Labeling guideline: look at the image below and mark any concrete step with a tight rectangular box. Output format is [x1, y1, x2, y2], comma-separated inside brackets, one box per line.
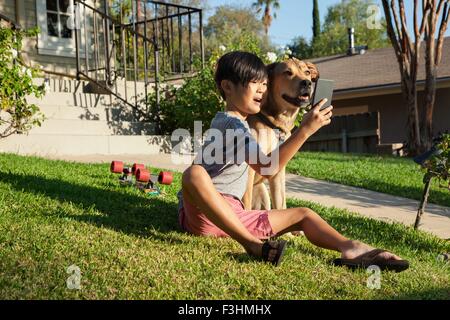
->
[33, 77, 156, 95]
[28, 92, 114, 108]
[28, 90, 152, 110]
[37, 105, 142, 122]
[0, 134, 171, 156]
[33, 78, 90, 93]
[27, 119, 155, 136]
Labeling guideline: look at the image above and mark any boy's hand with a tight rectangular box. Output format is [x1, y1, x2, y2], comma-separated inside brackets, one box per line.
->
[300, 99, 333, 138]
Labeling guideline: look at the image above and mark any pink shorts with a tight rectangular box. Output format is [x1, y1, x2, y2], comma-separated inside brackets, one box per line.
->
[179, 194, 275, 239]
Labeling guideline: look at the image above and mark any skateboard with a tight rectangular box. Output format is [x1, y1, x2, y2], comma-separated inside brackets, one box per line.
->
[110, 160, 173, 195]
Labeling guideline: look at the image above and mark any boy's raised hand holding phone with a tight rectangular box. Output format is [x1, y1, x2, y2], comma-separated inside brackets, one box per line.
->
[299, 98, 333, 138]
[263, 98, 333, 178]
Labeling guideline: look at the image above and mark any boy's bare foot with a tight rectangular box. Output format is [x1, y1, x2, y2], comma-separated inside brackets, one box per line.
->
[335, 240, 409, 272]
[245, 241, 265, 257]
[340, 240, 403, 261]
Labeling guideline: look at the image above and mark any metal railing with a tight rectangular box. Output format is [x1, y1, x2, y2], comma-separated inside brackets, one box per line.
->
[73, 0, 204, 134]
[0, 13, 20, 30]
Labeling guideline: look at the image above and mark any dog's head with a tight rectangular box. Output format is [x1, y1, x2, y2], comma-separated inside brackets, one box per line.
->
[265, 58, 319, 112]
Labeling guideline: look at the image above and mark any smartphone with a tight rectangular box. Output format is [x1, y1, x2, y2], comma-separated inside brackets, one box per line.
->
[312, 79, 334, 110]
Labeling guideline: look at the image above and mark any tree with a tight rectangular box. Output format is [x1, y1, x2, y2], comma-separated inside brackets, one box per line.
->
[313, 0, 321, 41]
[312, 0, 390, 57]
[205, 5, 265, 41]
[289, 0, 389, 59]
[382, 0, 450, 154]
[288, 36, 313, 59]
[252, 0, 280, 36]
[204, 5, 274, 56]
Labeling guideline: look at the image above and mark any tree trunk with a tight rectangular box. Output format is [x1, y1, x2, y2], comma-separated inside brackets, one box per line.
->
[263, 6, 271, 35]
[422, 18, 437, 153]
[414, 176, 432, 230]
[401, 73, 421, 155]
[313, 0, 321, 40]
[422, 66, 437, 152]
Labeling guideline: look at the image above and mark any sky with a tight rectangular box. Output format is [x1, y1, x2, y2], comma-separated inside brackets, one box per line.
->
[205, 0, 450, 47]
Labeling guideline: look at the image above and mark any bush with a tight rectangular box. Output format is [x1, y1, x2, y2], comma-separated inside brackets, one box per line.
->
[422, 133, 450, 190]
[148, 32, 283, 136]
[0, 26, 45, 138]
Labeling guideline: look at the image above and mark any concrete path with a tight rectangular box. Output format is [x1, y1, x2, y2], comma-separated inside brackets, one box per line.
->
[285, 174, 450, 240]
[44, 153, 450, 240]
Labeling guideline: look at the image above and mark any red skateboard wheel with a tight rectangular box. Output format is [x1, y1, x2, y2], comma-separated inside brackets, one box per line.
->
[136, 168, 151, 182]
[111, 161, 124, 173]
[132, 163, 145, 175]
[158, 171, 173, 185]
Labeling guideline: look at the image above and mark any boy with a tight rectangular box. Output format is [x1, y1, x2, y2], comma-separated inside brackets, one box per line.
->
[178, 51, 409, 271]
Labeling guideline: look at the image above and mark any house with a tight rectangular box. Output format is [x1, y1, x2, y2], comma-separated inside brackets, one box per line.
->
[0, 0, 204, 156]
[0, 1, 204, 76]
[302, 36, 450, 154]
[1, 0, 82, 75]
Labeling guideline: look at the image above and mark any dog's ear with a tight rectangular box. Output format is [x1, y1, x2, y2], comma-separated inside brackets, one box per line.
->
[266, 62, 279, 80]
[305, 62, 320, 82]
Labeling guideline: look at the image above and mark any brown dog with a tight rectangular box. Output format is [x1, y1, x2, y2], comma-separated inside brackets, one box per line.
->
[243, 58, 320, 210]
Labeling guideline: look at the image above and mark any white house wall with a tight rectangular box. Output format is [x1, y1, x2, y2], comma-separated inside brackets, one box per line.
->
[0, 0, 15, 21]
[0, 0, 97, 76]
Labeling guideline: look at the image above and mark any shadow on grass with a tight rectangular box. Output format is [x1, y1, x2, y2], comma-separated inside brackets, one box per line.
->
[287, 199, 450, 255]
[1, 172, 183, 242]
[388, 287, 450, 300]
[290, 153, 415, 165]
[2, 171, 449, 256]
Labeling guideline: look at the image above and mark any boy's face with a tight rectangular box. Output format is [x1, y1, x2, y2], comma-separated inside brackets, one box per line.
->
[224, 79, 268, 116]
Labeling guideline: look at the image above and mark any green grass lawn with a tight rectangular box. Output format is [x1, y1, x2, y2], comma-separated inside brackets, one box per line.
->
[287, 152, 450, 207]
[0, 153, 449, 299]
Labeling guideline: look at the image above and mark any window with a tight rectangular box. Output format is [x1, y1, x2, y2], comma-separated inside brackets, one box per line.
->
[36, 0, 87, 58]
[46, 0, 72, 39]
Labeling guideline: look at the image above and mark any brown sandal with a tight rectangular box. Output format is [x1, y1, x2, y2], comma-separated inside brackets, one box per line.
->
[333, 249, 409, 272]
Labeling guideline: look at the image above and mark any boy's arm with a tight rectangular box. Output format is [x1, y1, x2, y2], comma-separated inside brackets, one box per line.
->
[249, 99, 332, 179]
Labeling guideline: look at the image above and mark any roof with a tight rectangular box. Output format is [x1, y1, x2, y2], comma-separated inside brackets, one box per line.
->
[310, 37, 450, 92]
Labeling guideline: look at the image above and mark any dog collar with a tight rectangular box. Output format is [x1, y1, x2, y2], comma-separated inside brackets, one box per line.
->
[256, 113, 288, 143]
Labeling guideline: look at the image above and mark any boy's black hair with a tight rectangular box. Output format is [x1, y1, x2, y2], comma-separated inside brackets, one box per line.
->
[214, 51, 267, 99]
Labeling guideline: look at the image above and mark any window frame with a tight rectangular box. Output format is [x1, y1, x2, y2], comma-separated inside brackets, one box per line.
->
[36, 0, 86, 58]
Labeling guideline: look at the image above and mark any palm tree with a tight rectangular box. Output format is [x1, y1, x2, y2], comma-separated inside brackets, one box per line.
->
[252, 0, 280, 36]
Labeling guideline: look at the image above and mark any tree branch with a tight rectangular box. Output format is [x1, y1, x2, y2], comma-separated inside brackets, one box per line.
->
[399, 0, 414, 55]
[420, 1, 432, 35]
[437, 0, 447, 17]
[0, 122, 17, 139]
[426, 0, 439, 67]
[416, 1, 432, 60]
[435, 1, 449, 64]
[415, 0, 419, 36]
[382, 0, 402, 59]
[391, 0, 404, 49]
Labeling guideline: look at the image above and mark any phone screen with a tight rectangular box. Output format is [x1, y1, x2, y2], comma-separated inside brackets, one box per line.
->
[312, 79, 334, 110]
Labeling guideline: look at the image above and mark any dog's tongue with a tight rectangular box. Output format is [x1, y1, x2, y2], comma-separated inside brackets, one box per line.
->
[299, 95, 309, 102]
